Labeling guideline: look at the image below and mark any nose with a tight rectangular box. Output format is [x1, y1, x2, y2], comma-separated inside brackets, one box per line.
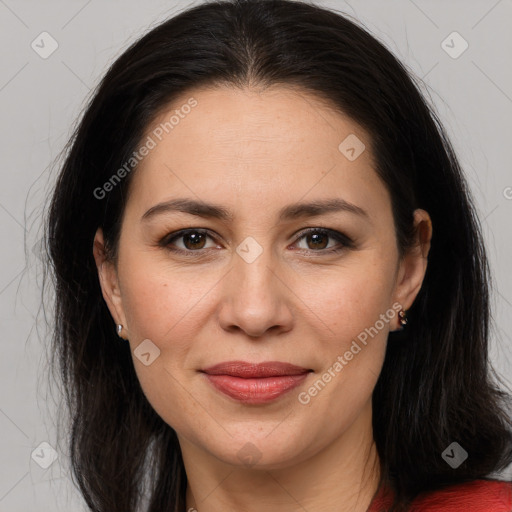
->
[217, 243, 294, 339]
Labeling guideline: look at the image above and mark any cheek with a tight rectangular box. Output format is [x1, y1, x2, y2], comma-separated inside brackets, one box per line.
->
[117, 261, 209, 430]
[121, 275, 175, 340]
[121, 273, 210, 346]
[119, 241, 396, 348]
[296, 267, 391, 433]
[297, 256, 396, 335]
[294, 254, 395, 400]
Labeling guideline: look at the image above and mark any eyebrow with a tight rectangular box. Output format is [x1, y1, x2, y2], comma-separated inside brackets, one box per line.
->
[141, 197, 370, 223]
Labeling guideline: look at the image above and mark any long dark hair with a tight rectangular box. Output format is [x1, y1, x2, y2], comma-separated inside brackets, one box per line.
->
[43, 0, 512, 510]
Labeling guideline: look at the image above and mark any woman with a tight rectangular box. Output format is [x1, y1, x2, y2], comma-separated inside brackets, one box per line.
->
[44, 0, 512, 510]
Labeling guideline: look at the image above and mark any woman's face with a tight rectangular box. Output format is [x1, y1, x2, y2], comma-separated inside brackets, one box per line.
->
[94, 85, 431, 470]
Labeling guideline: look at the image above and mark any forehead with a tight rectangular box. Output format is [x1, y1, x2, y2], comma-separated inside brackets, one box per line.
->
[125, 85, 389, 225]
[143, 84, 370, 163]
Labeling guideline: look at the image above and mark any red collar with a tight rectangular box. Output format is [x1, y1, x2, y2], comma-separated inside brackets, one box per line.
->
[368, 479, 512, 511]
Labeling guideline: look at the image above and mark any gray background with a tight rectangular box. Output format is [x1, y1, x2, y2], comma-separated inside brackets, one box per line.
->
[0, 0, 511, 510]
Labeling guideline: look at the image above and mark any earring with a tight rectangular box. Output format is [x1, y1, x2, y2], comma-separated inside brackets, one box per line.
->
[397, 309, 408, 330]
[117, 324, 123, 337]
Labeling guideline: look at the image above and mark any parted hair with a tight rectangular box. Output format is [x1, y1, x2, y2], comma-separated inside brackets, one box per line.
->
[44, 1, 512, 511]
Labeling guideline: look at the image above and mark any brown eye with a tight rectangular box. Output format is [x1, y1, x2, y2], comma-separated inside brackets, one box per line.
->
[162, 229, 218, 254]
[181, 231, 207, 250]
[304, 231, 329, 250]
[294, 228, 352, 254]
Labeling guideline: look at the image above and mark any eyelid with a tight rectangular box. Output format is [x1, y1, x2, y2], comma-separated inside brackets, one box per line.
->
[293, 226, 353, 243]
[160, 226, 353, 255]
[161, 228, 219, 253]
[292, 227, 353, 252]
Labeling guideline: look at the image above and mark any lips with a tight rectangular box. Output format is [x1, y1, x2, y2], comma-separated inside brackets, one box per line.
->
[201, 361, 311, 378]
[201, 361, 312, 404]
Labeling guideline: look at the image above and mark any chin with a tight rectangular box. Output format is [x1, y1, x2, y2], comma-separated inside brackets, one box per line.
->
[203, 428, 316, 470]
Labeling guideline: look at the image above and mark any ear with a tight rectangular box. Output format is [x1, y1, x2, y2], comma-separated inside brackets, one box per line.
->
[92, 227, 128, 337]
[392, 208, 432, 329]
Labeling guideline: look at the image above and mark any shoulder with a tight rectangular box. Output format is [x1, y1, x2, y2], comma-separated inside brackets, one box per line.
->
[410, 479, 512, 511]
[369, 479, 512, 512]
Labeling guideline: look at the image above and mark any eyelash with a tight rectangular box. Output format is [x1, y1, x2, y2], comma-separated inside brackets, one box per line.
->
[159, 227, 353, 257]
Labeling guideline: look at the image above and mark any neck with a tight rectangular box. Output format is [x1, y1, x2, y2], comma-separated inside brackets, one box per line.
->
[182, 399, 381, 512]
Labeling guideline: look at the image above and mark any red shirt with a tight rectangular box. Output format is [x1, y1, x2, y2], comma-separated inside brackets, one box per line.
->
[368, 479, 512, 511]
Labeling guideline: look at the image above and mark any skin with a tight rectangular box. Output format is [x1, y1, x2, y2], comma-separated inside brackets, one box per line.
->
[93, 85, 432, 512]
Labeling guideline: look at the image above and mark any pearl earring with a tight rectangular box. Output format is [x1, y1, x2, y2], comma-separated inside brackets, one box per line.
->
[117, 324, 123, 336]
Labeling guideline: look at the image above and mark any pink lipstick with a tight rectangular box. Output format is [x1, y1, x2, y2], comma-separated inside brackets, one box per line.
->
[201, 361, 311, 404]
